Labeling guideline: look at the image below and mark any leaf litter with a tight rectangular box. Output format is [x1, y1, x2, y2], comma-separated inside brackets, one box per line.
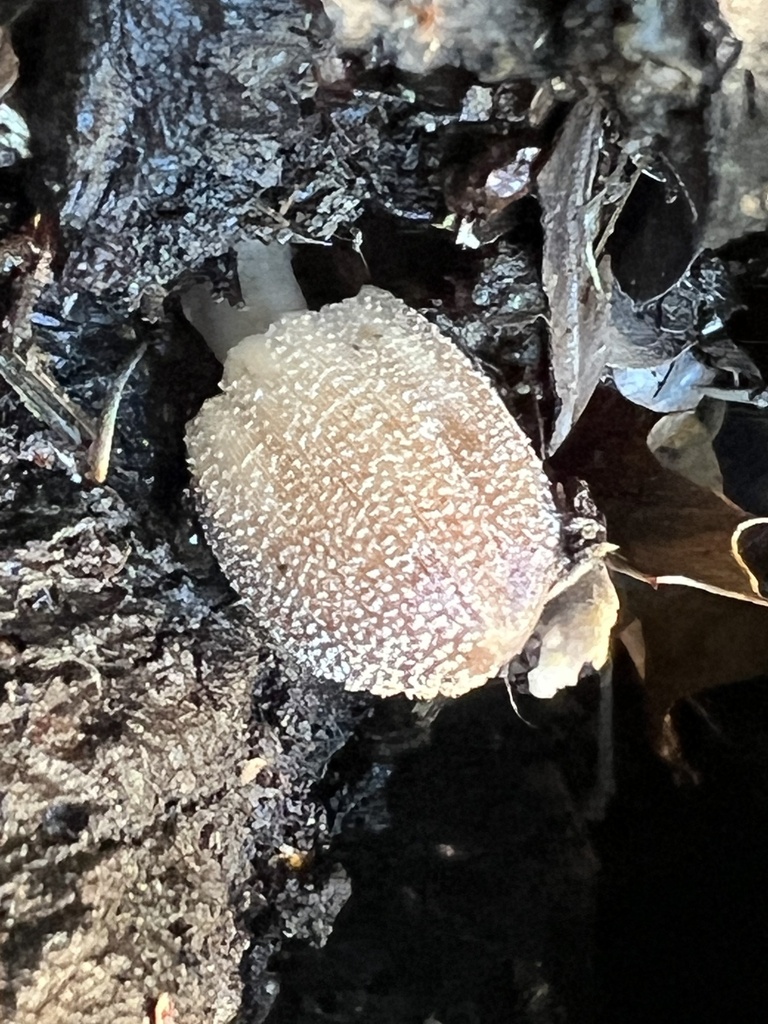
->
[1, 0, 768, 1020]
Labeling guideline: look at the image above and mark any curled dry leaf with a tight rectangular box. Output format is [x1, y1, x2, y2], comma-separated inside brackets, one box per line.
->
[611, 348, 719, 414]
[540, 96, 761, 430]
[556, 388, 768, 606]
[646, 401, 726, 495]
[0, 26, 19, 100]
[731, 519, 768, 599]
[707, 403, 768, 516]
[538, 98, 606, 451]
[539, 98, 633, 451]
[615, 578, 768, 744]
[644, 402, 768, 601]
[606, 253, 763, 414]
[526, 558, 620, 700]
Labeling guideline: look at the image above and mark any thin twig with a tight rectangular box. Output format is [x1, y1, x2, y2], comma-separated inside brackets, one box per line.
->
[88, 341, 148, 483]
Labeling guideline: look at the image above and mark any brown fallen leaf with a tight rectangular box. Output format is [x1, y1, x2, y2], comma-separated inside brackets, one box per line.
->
[538, 98, 645, 451]
[555, 387, 768, 605]
[731, 518, 768, 598]
[646, 400, 726, 495]
[527, 557, 620, 699]
[615, 577, 768, 745]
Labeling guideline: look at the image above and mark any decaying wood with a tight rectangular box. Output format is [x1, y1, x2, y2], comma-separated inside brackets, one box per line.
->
[0, 222, 96, 446]
[2, 0, 768, 1021]
[538, 98, 611, 453]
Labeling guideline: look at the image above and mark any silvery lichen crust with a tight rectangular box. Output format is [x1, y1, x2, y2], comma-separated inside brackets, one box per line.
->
[187, 286, 563, 699]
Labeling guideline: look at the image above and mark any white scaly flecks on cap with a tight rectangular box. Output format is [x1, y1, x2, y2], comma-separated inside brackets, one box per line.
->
[187, 286, 563, 699]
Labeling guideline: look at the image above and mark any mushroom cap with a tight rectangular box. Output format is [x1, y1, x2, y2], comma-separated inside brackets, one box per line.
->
[187, 286, 563, 699]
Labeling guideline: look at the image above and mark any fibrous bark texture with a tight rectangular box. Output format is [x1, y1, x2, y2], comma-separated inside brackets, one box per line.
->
[1, 0, 767, 1021]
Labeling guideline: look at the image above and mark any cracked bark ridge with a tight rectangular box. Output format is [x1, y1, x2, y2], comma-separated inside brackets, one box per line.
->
[0, 413, 367, 1023]
[22, 0, 443, 313]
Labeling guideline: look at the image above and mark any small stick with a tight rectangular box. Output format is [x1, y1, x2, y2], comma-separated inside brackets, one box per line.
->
[88, 341, 147, 483]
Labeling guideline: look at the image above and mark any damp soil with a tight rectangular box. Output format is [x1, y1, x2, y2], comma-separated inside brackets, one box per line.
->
[265, 664, 768, 1024]
[2, 1, 768, 1023]
[596, 669, 768, 1024]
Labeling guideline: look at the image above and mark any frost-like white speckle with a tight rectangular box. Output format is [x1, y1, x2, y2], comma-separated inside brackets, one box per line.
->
[187, 286, 563, 698]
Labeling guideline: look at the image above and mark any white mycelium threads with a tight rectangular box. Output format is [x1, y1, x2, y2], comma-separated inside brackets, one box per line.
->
[187, 286, 563, 699]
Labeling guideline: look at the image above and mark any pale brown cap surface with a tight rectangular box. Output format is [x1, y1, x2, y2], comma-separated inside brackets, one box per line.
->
[187, 286, 562, 698]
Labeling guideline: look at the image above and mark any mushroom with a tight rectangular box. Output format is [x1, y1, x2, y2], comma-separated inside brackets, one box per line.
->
[187, 284, 568, 699]
[181, 240, 307, 362]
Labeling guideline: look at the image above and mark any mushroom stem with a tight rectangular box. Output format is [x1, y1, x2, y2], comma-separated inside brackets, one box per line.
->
[181, 240, 307, 363]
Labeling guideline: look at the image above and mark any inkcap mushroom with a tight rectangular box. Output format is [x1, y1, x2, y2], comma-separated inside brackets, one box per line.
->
[187, 281, 570, 699]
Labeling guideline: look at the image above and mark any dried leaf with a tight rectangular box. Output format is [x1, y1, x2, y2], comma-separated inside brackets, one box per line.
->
[615, 578, 768, 737]
[557, 388, 768, 605]
[617, 617, 646, 680]
[539, 97, 609, 451]
[646, 401, 726, 494]
[710, 403, 768, 515]
[731, 519, 768, 598]
[527, 558, 620, 700]
[0, 26, 19, 100]
[605, 253, 760, 413]
[611, 349, 717, 414]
